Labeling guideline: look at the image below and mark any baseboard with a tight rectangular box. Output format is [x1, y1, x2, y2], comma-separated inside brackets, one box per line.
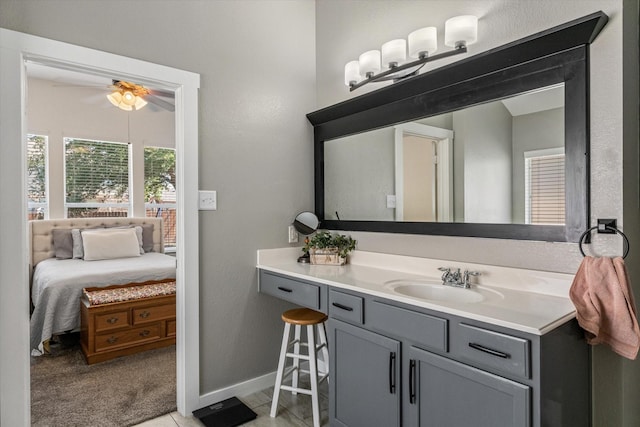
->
[197, 371, 277, 410]
[196, 359, 329, 411]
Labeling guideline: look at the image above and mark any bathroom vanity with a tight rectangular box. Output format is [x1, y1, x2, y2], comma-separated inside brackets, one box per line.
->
[257, 248, 589, 427]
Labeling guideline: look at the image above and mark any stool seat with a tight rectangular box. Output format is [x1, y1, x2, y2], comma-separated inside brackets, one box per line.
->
[282, 308, 328, 325]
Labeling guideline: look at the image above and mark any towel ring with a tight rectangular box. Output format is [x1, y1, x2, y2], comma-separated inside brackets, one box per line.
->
[578, 225, 630, 259]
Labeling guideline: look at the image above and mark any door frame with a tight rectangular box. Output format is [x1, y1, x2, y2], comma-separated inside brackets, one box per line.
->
[394, 122, 454, 222]
[0, 28, 200, 425]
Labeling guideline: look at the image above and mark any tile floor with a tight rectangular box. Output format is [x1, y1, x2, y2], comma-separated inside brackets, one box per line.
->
[133, 380, 329, 427]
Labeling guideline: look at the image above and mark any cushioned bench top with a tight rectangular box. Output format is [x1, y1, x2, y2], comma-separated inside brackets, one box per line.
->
[83, 280, 176, 306]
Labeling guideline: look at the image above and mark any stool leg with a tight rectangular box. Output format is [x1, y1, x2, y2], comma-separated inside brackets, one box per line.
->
[318, 323, 329, 377]
[270, 322, 291, 418]
[307, 324, 321, 427]
[292, 324, 301, 395]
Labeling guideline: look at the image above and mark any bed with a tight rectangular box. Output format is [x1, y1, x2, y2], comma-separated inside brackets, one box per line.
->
[29, 217, 176, 354]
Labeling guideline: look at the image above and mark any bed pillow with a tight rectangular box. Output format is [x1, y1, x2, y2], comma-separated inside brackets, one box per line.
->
[52, 228, 73, 259]
[141, 223, 154, 252]
[71, 225, 145, 258]
[81, 228, 142, 261]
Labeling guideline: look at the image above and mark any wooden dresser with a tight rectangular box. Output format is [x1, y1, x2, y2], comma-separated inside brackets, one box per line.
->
[80, 281, 176, 364]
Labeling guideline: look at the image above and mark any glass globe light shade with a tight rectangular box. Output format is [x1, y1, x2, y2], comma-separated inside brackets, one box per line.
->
[408, 27, 438, 58]
[344, 60, 361, 86]
[381, 39, 407, 68]
[444, 15, 478, 48]
[359, 50, 381, 77]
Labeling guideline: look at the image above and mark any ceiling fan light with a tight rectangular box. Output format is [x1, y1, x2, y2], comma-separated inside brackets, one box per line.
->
[122, 90, 136, 106]
[107, 92, 122, 107]
[134, 96, 148, 110]
[118, 103, 133, 111]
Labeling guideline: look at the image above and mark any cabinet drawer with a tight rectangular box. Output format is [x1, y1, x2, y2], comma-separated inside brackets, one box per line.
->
[95, 310, 130, 333]
[95, 324, 162, 352]
[329, 290, 363, 325]
[133, 303, 175, 325]
[167, 319, 176, 337]
[260, 271, 320, 310]
[367, 300, 448, 353]
[453, 323, 530, 379]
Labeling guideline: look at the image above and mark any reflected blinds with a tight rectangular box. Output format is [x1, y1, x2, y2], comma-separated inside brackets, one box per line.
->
[525, 153, 565, 225]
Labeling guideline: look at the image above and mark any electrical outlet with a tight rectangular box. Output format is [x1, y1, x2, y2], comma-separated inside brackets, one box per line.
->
[199, 190, 217, 210]
[288, 225, 299, 243]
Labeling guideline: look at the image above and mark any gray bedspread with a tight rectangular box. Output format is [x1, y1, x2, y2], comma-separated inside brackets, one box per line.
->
[30, 253, 176, 353]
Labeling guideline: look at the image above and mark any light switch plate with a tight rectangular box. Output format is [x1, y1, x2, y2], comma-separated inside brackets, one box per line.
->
[386, 195, 396, 208]
[199, 190, 217, 210]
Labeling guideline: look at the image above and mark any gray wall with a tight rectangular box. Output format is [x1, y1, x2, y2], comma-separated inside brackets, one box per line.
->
[315, 1, 638, 426]
[324, 127, 395, 221]
[511, 107, 564, 223]
[0, 0, 315, 397]
[453, 101, 512, 223]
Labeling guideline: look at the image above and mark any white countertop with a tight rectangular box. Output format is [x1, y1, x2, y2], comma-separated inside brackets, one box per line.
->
[257, 248, 578, 335]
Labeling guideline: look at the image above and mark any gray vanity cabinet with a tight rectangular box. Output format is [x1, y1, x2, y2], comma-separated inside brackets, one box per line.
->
[405, 346, 530, 427]
[329, 319, 401, 427]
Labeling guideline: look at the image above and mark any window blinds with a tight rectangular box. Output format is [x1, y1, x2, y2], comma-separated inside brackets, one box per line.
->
[65, 138, 130, 204]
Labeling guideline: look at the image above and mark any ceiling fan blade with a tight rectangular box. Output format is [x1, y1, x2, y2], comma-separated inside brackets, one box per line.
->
[145, 94, 175, 112]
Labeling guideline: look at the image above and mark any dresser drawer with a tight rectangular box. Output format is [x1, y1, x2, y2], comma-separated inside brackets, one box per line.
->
[133, 303, 175, 325]
[367, 300, 448, 353]
[260, 271, 321, 310]
[95, 324, 162, 352]
[329, 290, 363, 325]
[167, 319, 176, 337]
[95, 310, 130, 333]
[453, 323, 530, 379]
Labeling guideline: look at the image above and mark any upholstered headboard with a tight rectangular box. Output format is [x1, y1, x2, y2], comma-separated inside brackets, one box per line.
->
[29, 217, 164, 268]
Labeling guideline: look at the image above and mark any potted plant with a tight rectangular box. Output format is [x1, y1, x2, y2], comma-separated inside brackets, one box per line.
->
[303, 230, 357, 265]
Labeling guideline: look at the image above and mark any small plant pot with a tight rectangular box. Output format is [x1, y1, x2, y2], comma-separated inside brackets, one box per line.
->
[309, 248, 347, 265]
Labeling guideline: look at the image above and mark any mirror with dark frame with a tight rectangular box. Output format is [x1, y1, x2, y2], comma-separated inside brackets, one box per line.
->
[307, 12, 608, 243]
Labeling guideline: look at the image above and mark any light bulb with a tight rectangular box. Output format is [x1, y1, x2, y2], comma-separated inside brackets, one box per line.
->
[122, 91, 136, 106]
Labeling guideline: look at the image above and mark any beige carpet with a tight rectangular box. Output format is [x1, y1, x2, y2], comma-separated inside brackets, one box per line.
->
[30, 334, 176, 427]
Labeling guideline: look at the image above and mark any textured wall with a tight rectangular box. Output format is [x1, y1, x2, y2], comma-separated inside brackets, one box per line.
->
[315, 1, 636, 425]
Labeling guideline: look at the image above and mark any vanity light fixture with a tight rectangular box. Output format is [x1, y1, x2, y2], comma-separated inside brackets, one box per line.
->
[106, 81, 149, 111]
[344, 15, 478, 92]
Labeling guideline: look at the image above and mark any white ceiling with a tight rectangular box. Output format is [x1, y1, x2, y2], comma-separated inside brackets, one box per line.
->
[501, 83, 565, 116]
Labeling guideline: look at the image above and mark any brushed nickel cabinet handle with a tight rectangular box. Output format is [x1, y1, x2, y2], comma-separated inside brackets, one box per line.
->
[107, 317, 118, 324]
[139, 311, 151, 318]
[107, 336, 118, 344]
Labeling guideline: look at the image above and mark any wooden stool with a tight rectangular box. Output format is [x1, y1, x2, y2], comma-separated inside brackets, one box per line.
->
[270, 308, 329, 427]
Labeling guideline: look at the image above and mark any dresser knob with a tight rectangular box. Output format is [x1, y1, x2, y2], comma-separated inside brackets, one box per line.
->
[139, 311, 150, 318]
[107, 317, 118, 324]
[139, 330, 150, 337]
[107, 336, 118, 344]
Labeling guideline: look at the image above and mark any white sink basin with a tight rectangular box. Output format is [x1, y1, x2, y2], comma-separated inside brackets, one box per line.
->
[384, 279, 503, 304]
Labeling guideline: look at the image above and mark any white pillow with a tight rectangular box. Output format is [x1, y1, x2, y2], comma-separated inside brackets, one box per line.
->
[72, 226, 144, 259]
[81, 228, 142, 261]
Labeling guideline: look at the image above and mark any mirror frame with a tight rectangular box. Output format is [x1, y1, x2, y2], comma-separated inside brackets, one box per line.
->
[307, 12, 608, 242]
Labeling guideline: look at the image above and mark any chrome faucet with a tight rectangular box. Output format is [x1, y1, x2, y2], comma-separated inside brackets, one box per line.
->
[438, 267, 480, 289]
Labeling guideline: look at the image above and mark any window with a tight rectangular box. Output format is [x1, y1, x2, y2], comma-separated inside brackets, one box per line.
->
[144, 146, 176, 249]
[27, 134, 48, 220]
[525, 148, 565, 225]
[64, 138, 131, 218]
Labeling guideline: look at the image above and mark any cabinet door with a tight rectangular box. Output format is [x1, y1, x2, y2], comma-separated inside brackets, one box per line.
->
[329, 319, 401, 427]
[405, 346, 531, 427]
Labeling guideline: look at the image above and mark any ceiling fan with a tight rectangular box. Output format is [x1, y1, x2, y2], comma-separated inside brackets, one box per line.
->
[107, 80, 175, 112]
